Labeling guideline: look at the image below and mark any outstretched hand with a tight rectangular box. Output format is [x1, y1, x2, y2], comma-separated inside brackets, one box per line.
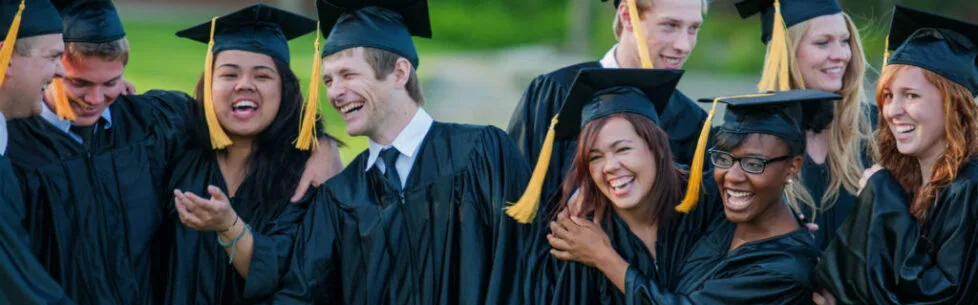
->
[174, 186, 237, 232]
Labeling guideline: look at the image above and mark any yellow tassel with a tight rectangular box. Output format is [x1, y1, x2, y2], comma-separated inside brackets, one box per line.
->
[882, 36, 890, 69]
[51, 78, 75, 121]
[674, 93, 773, 213]
[506, 115, 559, 223]
[675, 98, 718, 213]
[626, 0, 653, 69]
[203, 17, 232, 150]
[295, 22, 322, 151]
[757, 0, 791, 91]
[0, 0, 25, 87]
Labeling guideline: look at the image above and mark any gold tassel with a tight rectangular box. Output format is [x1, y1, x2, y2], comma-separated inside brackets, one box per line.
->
[51, 78, 75, 120]
[757, 0, 791, 91]
[0, 0, 25, 87]
[675, 98, 718, 213]
[626, 0, 653, 69]
[506, 115, 559, 223]
[674, 93, 773, 213]
[203, 17, 232, 149]
[882, 36, 890, 69]
[294, 22, 322, 151]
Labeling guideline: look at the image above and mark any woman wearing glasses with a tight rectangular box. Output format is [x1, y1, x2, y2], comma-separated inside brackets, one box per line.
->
[548, 89, 828, 304]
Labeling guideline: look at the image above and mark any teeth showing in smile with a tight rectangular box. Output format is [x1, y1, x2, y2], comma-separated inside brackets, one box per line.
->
[823, 67, 843, 74]
[340, 102, 364, 114]
[894, 124, 916, 133]
[610, 176, 634, 189]
[726, 190, 752, 198]
[662, 56, 681, 65]
[232, 100, 257, 111]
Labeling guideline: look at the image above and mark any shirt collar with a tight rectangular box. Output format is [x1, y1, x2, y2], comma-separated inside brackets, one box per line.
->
[0, 112, 7, 156]
[365, 107, 434, 171]
[599, 44, 621, 68]
[39, 101, 114, 133]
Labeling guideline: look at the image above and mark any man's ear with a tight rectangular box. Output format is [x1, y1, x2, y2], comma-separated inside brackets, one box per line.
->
[393, 57, 411, 89]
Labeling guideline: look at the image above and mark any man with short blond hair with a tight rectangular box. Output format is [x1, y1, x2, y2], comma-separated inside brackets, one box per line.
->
[506, 0, 711, 216]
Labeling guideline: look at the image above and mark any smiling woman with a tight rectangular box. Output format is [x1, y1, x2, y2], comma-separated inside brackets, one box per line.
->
[519, 68, 725, 305]
[162, 4, 341, 305]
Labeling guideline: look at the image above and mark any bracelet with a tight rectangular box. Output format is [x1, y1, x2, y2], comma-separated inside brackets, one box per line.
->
[217, 214, 239, 233]
[217, 223, 251, 264]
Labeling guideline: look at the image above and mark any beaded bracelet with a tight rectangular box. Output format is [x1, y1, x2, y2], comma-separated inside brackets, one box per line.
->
[217, 223, 251, 264]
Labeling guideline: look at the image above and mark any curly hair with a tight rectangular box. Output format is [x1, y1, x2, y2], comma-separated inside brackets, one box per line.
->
[875, 64, 978, 223]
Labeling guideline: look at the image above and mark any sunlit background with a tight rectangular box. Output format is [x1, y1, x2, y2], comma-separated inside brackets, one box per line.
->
[114, 0, 978, 164]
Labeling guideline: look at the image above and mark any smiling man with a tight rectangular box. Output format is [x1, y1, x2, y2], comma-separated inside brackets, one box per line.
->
[506, 0, 710, 213]
[268, 1, 532, 304]
[0, 0, 78, 304]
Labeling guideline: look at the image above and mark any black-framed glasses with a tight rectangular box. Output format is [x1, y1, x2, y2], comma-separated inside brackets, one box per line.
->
[708, 149, 792, 174]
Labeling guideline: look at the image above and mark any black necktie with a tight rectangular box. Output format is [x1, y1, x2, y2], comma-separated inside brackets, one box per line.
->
[70, 122, 96, 149]
[379, 148, 402, 191]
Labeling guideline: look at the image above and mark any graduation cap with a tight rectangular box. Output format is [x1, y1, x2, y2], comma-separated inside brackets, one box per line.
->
[54, 0, 123, 43]
[884, 5, 978, 96]
[673, 89, 842, 212]
[318, 0, 431, 68]
[0, 0, 63, 87]
[736, 0, 842, 92]
[176, 4, 317, 150]
[505, 68, 683, 223]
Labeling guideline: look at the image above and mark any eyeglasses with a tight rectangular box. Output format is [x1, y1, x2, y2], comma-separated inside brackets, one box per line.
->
[708, 149, 792, 174]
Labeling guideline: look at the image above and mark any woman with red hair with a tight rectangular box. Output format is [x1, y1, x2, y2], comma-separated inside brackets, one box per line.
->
[815, 5, 978, 304]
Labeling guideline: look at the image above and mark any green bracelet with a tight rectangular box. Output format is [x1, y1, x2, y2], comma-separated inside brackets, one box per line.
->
[217, 223, 250, 264]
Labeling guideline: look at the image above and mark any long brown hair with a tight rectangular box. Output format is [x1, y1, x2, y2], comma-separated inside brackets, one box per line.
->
[555, 113, 686, 228]
[876, 64, 978, 223]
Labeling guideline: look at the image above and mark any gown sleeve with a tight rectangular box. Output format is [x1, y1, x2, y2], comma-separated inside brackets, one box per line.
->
[625, 259, 814, 305]
[816, 169, 978, 305]
[0, 159, 76, 305]
[471, 127, 532, 305]
[241, 199, 312, 302]
[266, 187, 343, 304]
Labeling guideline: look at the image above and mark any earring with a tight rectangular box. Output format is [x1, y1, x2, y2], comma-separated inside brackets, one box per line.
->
[787, 178, 794, 184]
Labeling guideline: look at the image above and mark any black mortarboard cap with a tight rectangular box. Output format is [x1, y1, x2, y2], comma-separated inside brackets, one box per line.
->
[318, 0, 431, 68]
[736, 0, 842, 44]
[555, 68, 682, 139]
[176, 4, 317, 64]
[886, 5, 978, 96]
[0, 0, 62, 40]
[53, 0, 123, 43]
[700, 89, 842, 149]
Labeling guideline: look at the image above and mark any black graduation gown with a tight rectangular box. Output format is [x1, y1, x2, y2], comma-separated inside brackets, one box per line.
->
[518, 177, 725, 305]
[506, 61, 709, 209]
[0, 156, 75, 305]
[815, 161, 978, 305]
[6, 90, 194, 305]
[799, 104, 879, 250]
[162, 149, 310, 305]
[269, 122, 531, 305]
[628, 218, 820, 305]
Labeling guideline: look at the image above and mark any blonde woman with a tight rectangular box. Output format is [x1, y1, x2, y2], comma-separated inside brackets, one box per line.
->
[737, 0, 877, 250]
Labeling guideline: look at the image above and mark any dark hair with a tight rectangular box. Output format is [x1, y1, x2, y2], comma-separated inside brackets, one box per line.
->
[712, 130, 805, 157]
[189, 56, 338, 211]
[556, 113, 685, 229]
